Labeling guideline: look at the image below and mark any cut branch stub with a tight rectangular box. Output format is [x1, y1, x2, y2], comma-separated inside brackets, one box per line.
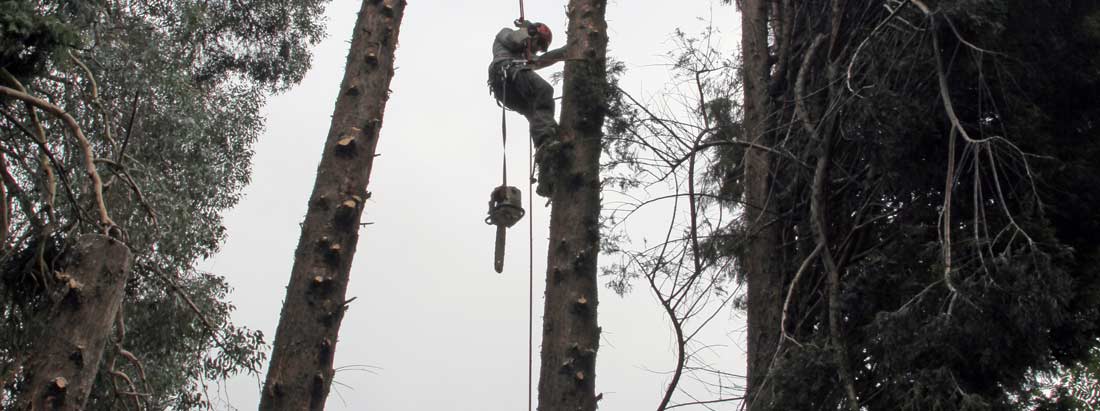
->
[325, 244, 342, 265]
[365, 45, 380, 65]
[318, 338, 334, 367]
[334, 196, 363, 226]
[573, 295, 590, 313]
[561, 358, 574, 370]
[69, 346, 84, 368]
[573, 250, 590, 271]
[310, 276, 334, 295]
[335, 128, 361, 156]
[62, 278, 85, 305]
[43, 376, 69, 407]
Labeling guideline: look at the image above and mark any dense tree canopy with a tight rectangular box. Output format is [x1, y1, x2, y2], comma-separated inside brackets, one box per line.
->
[0, 0, 328, 408]
[4, 0, 1098, 409]
[604, 0, 1100, 409]
[710, 0, 1100, 409]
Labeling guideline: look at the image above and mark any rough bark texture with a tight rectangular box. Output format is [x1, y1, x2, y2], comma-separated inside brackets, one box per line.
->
[17, 234, 132, 411]
[740, 0, 782, 409]
[258, 1, 404, 410]
[536, 1, 607, 410]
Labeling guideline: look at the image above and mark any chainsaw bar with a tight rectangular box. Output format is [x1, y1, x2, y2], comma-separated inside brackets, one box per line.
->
[494, 225, 507, 273]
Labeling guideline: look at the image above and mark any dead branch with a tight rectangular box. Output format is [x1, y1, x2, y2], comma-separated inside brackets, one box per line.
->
[799, 31, 859, 410]
[108, 369, 143, 410]
[779, 242, 823, 349]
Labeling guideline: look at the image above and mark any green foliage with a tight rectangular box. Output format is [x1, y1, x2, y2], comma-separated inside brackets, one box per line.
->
[0, 0, 328, 408]
[0, 0, 77, 79]
[722, 0, 1100, 409]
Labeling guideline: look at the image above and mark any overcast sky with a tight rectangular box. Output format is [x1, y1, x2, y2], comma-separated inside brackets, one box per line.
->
[200, 1, 742, 409]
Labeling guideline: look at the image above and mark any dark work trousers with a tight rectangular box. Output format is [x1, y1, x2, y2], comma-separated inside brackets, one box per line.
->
[488, 60, 558, 147]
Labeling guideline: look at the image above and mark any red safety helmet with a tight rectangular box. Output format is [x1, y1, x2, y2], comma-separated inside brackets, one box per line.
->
[532, 23, 553, 52]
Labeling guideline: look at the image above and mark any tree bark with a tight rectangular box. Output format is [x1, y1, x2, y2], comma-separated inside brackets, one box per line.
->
[16, 234, 132, 411]
[739, 0, 782, 410]
[258, 1, 405, 410]
[536, 1, 608, 410]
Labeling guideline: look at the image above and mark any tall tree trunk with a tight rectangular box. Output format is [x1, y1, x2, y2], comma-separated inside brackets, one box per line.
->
[536, 1, 608, 410]
[16, 234, 132, 411]
[259, 1, 404, 409]
[739, 0, 782, 410]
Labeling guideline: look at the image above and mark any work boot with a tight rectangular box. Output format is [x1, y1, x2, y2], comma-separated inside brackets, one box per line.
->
[534, 140, 563, 197]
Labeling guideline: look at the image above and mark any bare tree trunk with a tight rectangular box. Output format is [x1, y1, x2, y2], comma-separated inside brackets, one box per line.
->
[16, 234, 132, 411]
[536, 0, 608, 410]
[258, 1, 405, 409]
[740, 0, 782, 410]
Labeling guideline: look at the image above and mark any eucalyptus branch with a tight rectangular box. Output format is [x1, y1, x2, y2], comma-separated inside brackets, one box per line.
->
[0, 158, 6, 246]
[0, 85, 117, 232]
[95, 158, 158, 228]
[0, 107, 83, 219]
[1, 68, 59, 218]
[141, 260, 257, 375]
[108, 368, 143, 411]
[68, 50, 118, 150]
[118, 91, 141, 163]
[0, 151, 43, 230]
[113, 310, 152, 409]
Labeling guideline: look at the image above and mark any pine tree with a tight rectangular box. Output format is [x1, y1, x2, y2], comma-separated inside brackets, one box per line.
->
[724, 0, 1100, 409]
[259, 1, 405, 409]
[536, 0, 609, 409]
[737, 0, 783, 408]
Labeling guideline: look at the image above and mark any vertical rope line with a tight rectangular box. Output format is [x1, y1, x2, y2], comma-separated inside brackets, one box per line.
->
[516, 1, 533, 406]
[501, 68, 509, 187]
[527, 109, 535, 411]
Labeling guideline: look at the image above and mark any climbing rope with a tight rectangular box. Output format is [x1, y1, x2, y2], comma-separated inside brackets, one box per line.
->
[527, 102, 535, 411]
[516, 2, 535, 409]
[501, 74, 509, 187]
[490, 1, 534, 406]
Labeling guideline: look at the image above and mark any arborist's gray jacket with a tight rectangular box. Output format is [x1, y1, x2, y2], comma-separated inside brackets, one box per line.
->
[491, 28, 566, 69]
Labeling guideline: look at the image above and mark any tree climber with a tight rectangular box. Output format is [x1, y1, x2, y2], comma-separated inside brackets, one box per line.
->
[488, 20, 567, 197]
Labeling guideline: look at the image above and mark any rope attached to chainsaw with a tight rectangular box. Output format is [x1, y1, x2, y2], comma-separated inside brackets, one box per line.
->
[501, 77, 509, 187]
[516, 2, 534, 410]
[495, 1, 534, 407]
[499, 59, 535, 411]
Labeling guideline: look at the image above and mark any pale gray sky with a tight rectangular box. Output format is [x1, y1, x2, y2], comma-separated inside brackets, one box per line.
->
[201, 1, 742, 409]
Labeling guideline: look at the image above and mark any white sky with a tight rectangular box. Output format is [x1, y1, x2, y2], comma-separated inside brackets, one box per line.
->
[200, 1, 743, 409]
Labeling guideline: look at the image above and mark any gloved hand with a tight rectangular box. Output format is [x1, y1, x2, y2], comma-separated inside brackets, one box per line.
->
[513, 18, 530, 28]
